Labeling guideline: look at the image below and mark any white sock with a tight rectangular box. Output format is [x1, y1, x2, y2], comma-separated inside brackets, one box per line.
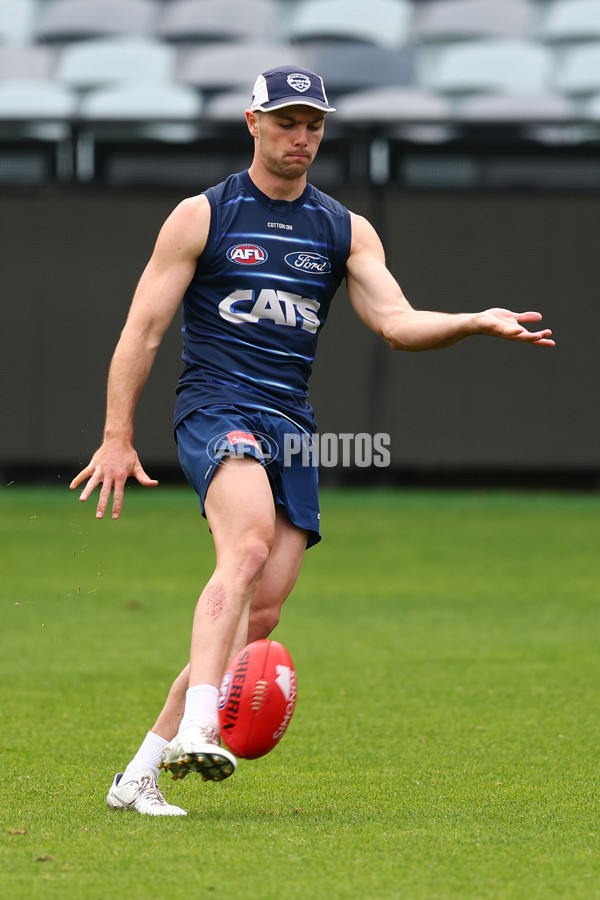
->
[122, 731, 168, 783]
[179, 684, 219, 733]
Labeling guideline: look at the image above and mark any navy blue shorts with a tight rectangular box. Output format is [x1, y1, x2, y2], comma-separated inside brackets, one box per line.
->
[175, 405, 321, 548]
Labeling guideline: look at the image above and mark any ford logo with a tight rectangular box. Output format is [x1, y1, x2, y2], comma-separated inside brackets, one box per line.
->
[284, 251, 332, 274]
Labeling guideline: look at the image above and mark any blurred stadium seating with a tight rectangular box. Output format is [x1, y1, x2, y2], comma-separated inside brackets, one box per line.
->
[2, 1, 599, 484]
[0, 0, 599, 186]
[156, 0, 279, 43]
[33, 0, 160, 42]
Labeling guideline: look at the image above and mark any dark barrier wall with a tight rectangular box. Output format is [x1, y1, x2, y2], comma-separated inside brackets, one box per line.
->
[1, 187, 598, 476]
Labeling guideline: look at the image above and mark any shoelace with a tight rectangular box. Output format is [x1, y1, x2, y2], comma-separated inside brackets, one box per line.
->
[133, 774, 167, 806]
[197, 724, 220, 745]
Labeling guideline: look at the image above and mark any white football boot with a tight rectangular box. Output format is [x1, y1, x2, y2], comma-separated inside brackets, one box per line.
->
[106, 770, 187, 816]
[159, 723, 237, 782]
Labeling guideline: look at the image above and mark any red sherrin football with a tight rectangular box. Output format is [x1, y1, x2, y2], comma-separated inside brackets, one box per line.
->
[218, 640, 297, 760]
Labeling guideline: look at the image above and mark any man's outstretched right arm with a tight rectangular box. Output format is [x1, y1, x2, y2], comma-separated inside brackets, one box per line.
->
[70, 195, 211, 519]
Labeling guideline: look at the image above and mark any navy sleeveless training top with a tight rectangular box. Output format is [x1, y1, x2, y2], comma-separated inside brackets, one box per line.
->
[174, 170, 352, 432]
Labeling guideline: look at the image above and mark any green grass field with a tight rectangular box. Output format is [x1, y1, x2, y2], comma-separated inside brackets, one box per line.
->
[1, 485, 600, 899]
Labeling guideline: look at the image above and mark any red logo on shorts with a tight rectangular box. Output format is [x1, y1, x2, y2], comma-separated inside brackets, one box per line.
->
[226, 431, 260, 451]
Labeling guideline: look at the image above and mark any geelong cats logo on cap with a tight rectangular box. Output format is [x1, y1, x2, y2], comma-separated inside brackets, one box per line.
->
[287, 73, 311, 93]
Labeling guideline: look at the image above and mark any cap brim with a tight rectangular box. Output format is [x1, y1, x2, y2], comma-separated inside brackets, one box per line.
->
[251, 97, 336, 113]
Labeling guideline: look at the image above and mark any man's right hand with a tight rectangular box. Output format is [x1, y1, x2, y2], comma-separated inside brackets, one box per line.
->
[70, 441, 158, 519]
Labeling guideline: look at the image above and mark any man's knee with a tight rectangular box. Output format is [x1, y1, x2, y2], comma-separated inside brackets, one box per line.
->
[232, 530, 274, 587]
[248, 604, 281, 641]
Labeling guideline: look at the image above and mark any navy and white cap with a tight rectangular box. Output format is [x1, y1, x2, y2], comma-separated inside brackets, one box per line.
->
[250, 65, 336, 114]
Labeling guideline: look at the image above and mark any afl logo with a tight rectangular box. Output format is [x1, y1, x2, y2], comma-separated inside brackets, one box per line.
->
[206, 430, 280, 468]
[218, 670, 233, 710]
[227, 244, 268, 265]
[285, 251, 332, 274]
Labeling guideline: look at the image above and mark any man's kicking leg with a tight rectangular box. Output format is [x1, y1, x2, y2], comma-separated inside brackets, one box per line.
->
[159, 457, 279, 781]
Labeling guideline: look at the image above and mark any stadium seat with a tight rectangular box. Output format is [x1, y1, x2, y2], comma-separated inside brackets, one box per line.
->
[0, 77, 76, 149]
[77, 81, 203, 148]
[308, 44, 417, 95]
[79, 82, 202, 120]
[335, 85, 451, 123]
[203, 89, 253, 123]
[288, 0, 413, 49]
[0, 78, 76, 118]
[455, 91, 574, 122]
[0, 45, 57, 80]
[410, 0, 538, 85]
[56, 37, 176, 89]
[176, 42, 309, 92]
[554, 42, 600, 94]
[585, 92, 600, 118]
[540, 0, 600, 44]
[34, 0, 159, 43]
[0, 0, 37, 45]
[157, 0, 278, 43]
[425, 39, 552, 94]
[456, 89, 585, 147]
[410, 0, 536, 44]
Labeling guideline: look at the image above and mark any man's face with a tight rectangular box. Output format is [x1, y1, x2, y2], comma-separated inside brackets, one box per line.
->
[250, 106, 326, 180]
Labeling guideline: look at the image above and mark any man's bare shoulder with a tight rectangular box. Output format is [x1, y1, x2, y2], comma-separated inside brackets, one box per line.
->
[172, 192, 211, 223]
[348, 210, 385, 259]
[157, 193, 211, 258]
